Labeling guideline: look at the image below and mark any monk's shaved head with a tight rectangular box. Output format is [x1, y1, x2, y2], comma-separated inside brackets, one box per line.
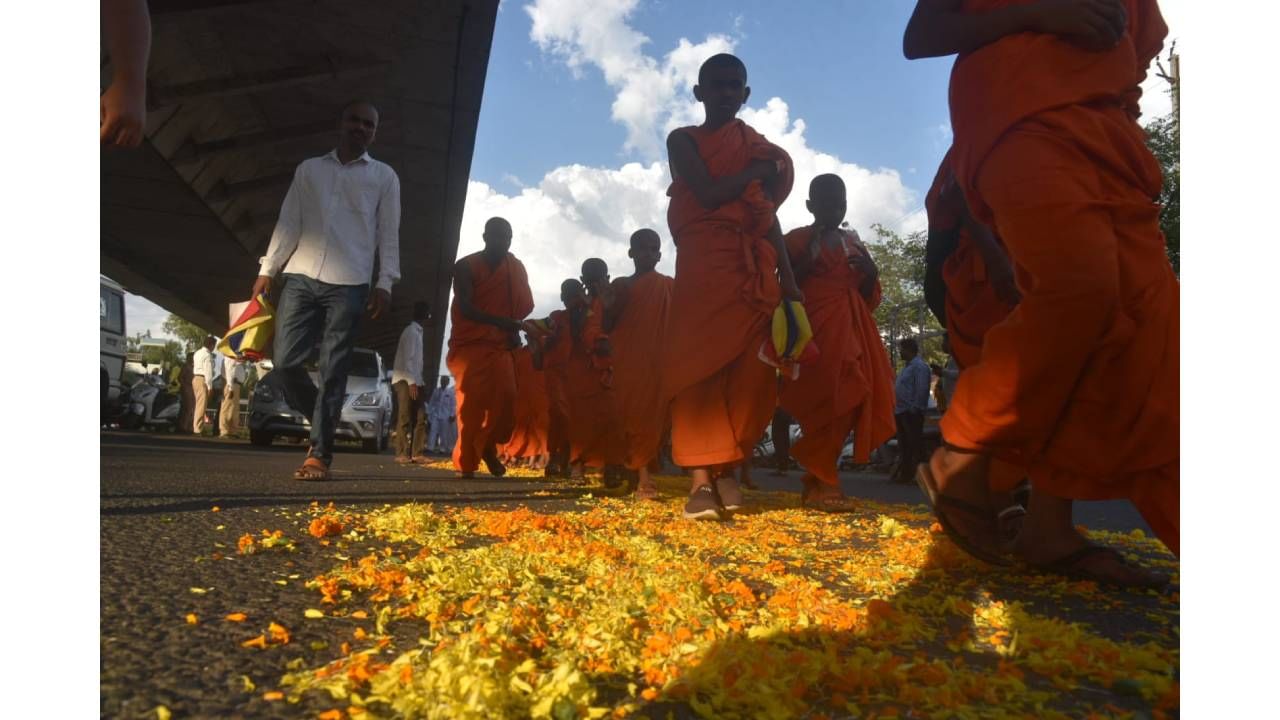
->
[484, 217, 512, 237]
[628, 229, 661, 275]
[630, 229, 660, 248]
[698, 53, 747, 84]
[806, 173, 848, 229]
[481, 216, 513, 262]
[581, 258, 608, 280]
[560, 278, 583, 295]
[809, 174, 845, 196]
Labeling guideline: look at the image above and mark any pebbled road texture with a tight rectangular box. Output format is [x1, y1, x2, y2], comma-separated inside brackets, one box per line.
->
[100, 431, 1155, 718]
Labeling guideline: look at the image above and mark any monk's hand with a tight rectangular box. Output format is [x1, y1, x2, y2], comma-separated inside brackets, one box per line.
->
[989, 257, 1023, 306]
[409, 384, 420, 401]
[251, 275, 272, 300]
[101, 82, 147, 148]
[366, 288, 392, 319]
[1031, 0, 1127, 51]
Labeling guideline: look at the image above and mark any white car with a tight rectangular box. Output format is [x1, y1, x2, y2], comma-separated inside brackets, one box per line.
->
[247, 348, 392, 453]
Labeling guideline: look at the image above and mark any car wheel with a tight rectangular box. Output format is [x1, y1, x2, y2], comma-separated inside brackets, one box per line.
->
[250, 429, 275, 447]
[362, 437, 380, 454]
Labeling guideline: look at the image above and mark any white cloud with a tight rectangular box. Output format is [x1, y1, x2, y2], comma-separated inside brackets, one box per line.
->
[526, 0, 734, 159]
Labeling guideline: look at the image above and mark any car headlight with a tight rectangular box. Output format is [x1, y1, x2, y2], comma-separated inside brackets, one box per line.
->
[254, 384, 276, 402]
[352, 391, 380, 408]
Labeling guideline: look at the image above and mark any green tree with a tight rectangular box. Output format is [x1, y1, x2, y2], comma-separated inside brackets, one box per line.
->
[862, 224, 945, 368]
[163, 314, 212, 351]
[1145, 113, 1179, 275]
[126, 334, 184, 374]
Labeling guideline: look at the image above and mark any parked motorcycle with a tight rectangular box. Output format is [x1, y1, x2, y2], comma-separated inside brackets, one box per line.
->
[118, 373, 182, 431]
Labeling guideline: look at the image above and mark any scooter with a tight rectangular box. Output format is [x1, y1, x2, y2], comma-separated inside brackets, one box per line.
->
[119, 374, 182, 431]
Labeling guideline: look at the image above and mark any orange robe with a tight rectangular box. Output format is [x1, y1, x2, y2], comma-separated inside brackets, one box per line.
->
[445, 252, 535, 473]
[565, 296, 624, 468]
[944, 0, 1178, 553]
[924, 156, 1018, 371]
[662, 120, 794, 467]
[779, 227, 896, 486]
[501, 346, 550, 461]
[609, 271, 674, 470]
[540, 309, 574, 466]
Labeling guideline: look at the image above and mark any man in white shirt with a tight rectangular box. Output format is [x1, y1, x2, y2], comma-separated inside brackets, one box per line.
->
[427, 376, 457, 455]
[191, 336, 216, 435]
[391, 302, 430, 463]
[249, 100, 401, 480]
[219, 357, 248, 438]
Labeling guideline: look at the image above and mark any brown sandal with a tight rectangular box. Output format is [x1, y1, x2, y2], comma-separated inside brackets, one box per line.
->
[293, 456, 329, 481]
[915, 463, 1012, 566]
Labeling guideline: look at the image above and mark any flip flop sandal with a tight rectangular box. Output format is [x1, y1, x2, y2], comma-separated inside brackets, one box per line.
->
[915, 463, 1013, 567]
[1028, 544, 1169, 590]
[996, 505, 1027, 546]
[293, 457, 329, 481]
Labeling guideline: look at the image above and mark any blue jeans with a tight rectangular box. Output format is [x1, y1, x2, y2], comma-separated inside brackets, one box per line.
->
[273, 274, 368, 464]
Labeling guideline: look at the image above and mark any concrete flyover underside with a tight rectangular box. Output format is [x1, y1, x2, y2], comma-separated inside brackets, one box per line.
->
[101, 0, 499, 376]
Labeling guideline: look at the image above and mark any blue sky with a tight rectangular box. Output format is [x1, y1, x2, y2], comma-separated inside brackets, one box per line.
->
[124, 0, 1182, 355]
[472, 1, 953, 198]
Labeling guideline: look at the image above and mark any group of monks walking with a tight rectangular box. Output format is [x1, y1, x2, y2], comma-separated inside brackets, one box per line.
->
[445, 0, 1178, 588]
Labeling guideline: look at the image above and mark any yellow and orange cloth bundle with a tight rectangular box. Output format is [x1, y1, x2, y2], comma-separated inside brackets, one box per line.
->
[758, 299, 818, 380]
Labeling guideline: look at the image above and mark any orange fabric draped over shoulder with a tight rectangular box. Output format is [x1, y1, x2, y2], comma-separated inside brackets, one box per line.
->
[610, 271, 674, 470]
[541, 309, 574, 465]
[944, 0, 1179, 554]
[924, 158, 1017, 370]
[446, 252, 535, 472]
[661, 119, 793, 468]
[501, 346, 549, 461]
[779, 227, 896, 486]
[565, 296, 624, 468]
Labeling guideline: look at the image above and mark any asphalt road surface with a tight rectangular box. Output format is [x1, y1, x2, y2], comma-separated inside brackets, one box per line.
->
[100, 431, 1154, 718]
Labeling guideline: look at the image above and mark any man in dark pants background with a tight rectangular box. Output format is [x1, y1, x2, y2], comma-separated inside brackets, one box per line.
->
[893, 338, 931, 484]
[391, 302, 430, 464]
[250, 99, 402, 480]
[770, 408, 793, 475]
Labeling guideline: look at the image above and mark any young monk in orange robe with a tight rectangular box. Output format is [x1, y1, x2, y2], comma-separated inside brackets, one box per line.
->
[567, 259, 626, 480]
[533, 280, 581, 478]
[500, 345, 550, 467]
[905, 0, 1177, 586]
[780, 175, 897, 512]
[662, 53, 803, 521]
[445, 217, 535, 478]
[604, 229, 675, 499]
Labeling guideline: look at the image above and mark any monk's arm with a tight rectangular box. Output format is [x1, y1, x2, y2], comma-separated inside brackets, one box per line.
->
[769, 219, 802, 301]
[667, 131, 776, 210]
[963, 213, 1022, 306]
[903, 0, 1128, 59]
[452, 260, 521, 332]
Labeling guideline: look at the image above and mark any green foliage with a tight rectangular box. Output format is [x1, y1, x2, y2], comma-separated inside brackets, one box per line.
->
[1144, 113, 1179, 275]
[863, 224, 946, 368]
[126, 335, 185, 374]
[163, 314, 212, 352]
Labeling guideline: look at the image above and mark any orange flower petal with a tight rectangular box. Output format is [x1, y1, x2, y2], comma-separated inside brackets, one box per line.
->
[225, 613, 248, 622]
[185, 613, 198, 625]
[262, 691, 284, 701]
[241, 634, 268, 649]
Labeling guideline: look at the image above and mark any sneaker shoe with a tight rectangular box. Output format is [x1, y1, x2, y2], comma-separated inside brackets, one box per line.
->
[714, 474, 745, 512]
[683, 485, 724, 521]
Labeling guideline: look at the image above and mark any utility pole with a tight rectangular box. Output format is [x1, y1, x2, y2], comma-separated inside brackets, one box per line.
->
[1156, 41, 1179, 128]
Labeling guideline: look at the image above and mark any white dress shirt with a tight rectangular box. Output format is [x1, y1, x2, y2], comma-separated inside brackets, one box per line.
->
[391, 321, 424, 387]
[193, 347, 215, 384]
[427, 386, 456, 421]
[259, 150, 402, 293]
[225, 358, 247, 386]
